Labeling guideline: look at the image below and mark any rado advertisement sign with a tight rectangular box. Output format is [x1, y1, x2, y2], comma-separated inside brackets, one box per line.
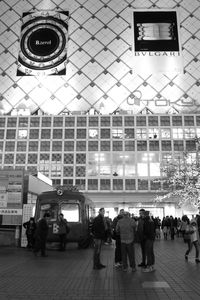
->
[17, 11, 69, 76]
[132, 10, 183, 74]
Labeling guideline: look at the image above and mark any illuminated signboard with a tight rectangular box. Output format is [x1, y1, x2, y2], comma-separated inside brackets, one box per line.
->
[132, 10, 183, 74]
[17, 11, 69, 76]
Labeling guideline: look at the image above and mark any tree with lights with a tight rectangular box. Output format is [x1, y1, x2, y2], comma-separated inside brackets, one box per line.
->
[155, 140, 200, 210]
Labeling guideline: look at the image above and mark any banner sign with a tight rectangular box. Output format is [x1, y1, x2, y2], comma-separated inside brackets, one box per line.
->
[0, 209, 22, 215]
[17, 11, 69, 76]
[132, 10, 183, 74]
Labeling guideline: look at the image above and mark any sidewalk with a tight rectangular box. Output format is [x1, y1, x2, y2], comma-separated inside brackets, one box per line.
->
[0, 237, 200, 300]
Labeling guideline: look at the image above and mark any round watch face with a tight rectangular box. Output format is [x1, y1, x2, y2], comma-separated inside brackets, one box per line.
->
[17, 11, 69, 76]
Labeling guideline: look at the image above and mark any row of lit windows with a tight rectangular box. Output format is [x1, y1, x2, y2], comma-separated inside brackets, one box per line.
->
[0, 152, 195, 178]
[0, 115, 200, 128]
[48, 178, 167, 192]
[0, 127, 199, 140]
[0, 139, 196, 152]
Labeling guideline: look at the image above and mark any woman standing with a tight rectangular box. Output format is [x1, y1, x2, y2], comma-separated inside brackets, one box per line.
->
[184, 218, 200, 263]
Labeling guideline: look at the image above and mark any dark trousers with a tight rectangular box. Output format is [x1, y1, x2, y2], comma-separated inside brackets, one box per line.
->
[185, 240, 199, 258]
[93, 239, 103, 267]
[140, 240, 146, 264]
[145, 239, 155, 266]
[26, 234, 35, 249]
[59, 234, 67, 250]
[121, 242, 136, 269]
[115, 236, 122, 263]
[34, 236, 47, 256]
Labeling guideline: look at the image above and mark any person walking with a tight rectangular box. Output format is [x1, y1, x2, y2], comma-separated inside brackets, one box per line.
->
[57, 213, 70, 251]
[92, 208, 107, 269]
[112, 209, 124, 267]
[184, 218, 200, 263]
[142, 211, 156, 272]
[116, 211, 137, 272]
[33, 212, 50, 257]
[136, 208, 146, 267]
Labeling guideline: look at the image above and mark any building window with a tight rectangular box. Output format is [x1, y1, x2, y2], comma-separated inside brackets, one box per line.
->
[64, 153, 74, 164]
[125, 179, 136, 190]
[63, 166, 73, 177]
[172, 128, 183, 139]
[100, 141, 110, 151]
[53, 129, 63, 139]
[113, 141, 123, 151]
[112, 128, 123, 139]
[160, 116, 170, 126]
[30, 117, 40, 127]
[77, 117, 87, 127]
[100, 116, 110, 127]
[124, 116, 134, 126]
[17, 141, 27, 152]
[6, 129, 16, 139]
[88, 129, 99, 139]
[28, 153, 38, 164]
[137, 141, 147, 151]
[124, 128, 134, 139]
[125, 141, 135, 151]
[88, 141, 99, 151]
[41, 129, 51, 139]
[18, 129, 28, 139]
[88, 179, 98, 190]
[161, 141, 172, 151]
[136, 129, 147, 139]
[160, 128, 171, 139]
[5, 141, 15, 151]
[76, 153, 86, 164]
[100, 128, 110, 139]
[113, 179, 123, 190]
[173, 141, 184, 151]
[148, 116, 158, 126]
[29, 129, 39, 139]
[65, 117, 75, 127]
[149, 129, 159, 139]
[136, 116, 146, 126]
[65, 129, 74, 139]
[76, 129, 86, 139]
[184, 128, 195, 139]
[100, 179, 110, 190]
[172, 116, 182, 126]
[76, 141, 86, 151]
[64, 141, 74, 151]
[138, 179, 148, 190]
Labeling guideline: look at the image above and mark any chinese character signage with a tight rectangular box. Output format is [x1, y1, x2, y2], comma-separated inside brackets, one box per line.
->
[132, 10, 183, 74]
[17, 11, 69, 76]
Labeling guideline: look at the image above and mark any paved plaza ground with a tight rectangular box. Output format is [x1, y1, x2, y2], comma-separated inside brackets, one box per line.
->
[0, 237, 200, 300]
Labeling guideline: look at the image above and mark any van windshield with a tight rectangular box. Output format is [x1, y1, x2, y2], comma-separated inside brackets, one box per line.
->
[61, 203, 79, 222]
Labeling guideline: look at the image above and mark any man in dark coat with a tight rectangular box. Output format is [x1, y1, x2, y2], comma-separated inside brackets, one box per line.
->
[92, 208, 106, 269]
[136, 208, 146, 267]
[112, 209, 124, 267]
[142, 211, 156, 272]
[23, 217, 36, 249]
[33, 212, 50, 257]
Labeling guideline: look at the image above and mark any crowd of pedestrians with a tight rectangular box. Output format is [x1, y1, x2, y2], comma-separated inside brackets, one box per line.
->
[23, 209, 200, 270]
[91, 208, 200, 272]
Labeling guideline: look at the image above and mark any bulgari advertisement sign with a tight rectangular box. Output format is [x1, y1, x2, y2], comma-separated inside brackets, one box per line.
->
[17, 11, 69, 76]
[132, 9, 183, 74]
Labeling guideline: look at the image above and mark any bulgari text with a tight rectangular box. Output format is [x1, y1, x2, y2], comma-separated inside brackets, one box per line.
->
[135, 51, 180, 56]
